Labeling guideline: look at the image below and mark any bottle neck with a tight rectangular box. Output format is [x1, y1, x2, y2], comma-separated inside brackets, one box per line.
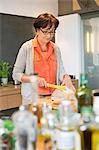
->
[80, 73, 88, 87]
[59, 101, 74, 120]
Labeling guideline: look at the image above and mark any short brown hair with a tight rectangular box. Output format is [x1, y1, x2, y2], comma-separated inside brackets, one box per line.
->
[33, 13, 59, 30]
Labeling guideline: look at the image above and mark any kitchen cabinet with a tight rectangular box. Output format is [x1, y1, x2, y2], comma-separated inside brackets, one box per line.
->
[0, 84, 22, 110]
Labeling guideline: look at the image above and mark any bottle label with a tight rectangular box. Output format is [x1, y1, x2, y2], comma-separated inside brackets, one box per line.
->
[81, 106, 92, 114]
[81, 106, 93, 123]
[56, 129, 75, 149]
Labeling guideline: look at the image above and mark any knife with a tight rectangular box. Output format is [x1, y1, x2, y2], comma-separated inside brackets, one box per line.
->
[47, 83, 66, 90]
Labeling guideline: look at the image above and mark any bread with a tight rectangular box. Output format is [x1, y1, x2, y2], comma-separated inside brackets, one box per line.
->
[51, 89, 78, 111]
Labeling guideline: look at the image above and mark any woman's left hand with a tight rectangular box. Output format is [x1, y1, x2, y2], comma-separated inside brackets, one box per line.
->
[61, 74, 75, 92]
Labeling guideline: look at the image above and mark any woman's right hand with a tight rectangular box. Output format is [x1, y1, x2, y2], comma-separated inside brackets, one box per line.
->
[38, 77, 47, 88]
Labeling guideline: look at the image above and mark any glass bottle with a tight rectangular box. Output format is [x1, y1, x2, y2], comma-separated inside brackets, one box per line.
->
[29, 73, 42, 124]
[76, 73, 94, 150]
[75, 73, 93, 113]
[93, 92, 99, 116]
[30, 73, 38, 105]
[0, 119, 8, 150]
[89, 94, 99, 150]
[55, 100, 81, 150]
[0, 118, 15, 150]
[38, 102, 57, 150]
[91, 113, 99, 150]
[78, 99, 99, 150]
[12, 105, 37, 150]
[78, 106, 95, 150]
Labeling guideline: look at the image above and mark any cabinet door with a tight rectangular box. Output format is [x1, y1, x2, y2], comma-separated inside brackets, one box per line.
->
[7, 94, 22, 109]
[0, 97, 8, 110]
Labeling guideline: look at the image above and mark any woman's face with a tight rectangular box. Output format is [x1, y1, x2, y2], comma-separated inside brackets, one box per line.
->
[36, 25, 55, 44]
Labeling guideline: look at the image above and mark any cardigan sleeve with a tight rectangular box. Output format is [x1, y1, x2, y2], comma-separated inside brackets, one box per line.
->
[58, 47, 66, 81]
[12, 42, 27, 82]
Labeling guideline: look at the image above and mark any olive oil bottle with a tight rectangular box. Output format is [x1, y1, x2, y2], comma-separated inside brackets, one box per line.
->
[78, 110, 99, 150]
[78, 107, 94, 150]
[75, 73, 93, 113]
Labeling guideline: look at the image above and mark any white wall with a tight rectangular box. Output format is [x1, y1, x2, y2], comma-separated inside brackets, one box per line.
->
[0, 0, 58, 17]
[56, 14, 82, 79]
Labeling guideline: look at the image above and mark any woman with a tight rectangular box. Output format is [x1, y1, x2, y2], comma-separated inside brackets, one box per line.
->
[13, 13, 75, 104]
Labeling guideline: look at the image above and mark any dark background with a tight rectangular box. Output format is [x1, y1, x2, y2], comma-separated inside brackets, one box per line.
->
[0, 13, 35, 81]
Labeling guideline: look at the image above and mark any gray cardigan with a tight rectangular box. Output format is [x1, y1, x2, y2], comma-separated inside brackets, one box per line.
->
[13, 39, 66, 103]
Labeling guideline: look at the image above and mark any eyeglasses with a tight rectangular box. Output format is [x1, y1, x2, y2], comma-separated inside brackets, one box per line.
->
[40, 28, 56, 36]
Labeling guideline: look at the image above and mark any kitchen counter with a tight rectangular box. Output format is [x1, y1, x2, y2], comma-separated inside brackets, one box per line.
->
[0, 78, 78, 111]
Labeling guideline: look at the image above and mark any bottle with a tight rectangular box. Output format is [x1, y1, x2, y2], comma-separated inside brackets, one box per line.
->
[0, 118, 16, 150]
[12, 105, 37, 150]
[30, 73, 38, 105]
[89, 92, 99, 150]
[91, 111, 99, 150]
[29, 73, 42, 123]
[78, 96, 99, 150]
[78, 106, 95, 150]
[93, 92, 99, 116]
[55, 100, 81, 150]
[76, 73, 94, 150]
[0, 119, 9, 150]
[75, 73, 93, 113]
[38, 102, 58, 150]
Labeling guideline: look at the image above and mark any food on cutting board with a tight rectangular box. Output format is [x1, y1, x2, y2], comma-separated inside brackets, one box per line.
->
[51, 88, 78, 111]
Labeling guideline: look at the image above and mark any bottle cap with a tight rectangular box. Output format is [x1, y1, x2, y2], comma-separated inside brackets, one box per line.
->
[94, 92, 99, 96]
[19, 105, 26, 111]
